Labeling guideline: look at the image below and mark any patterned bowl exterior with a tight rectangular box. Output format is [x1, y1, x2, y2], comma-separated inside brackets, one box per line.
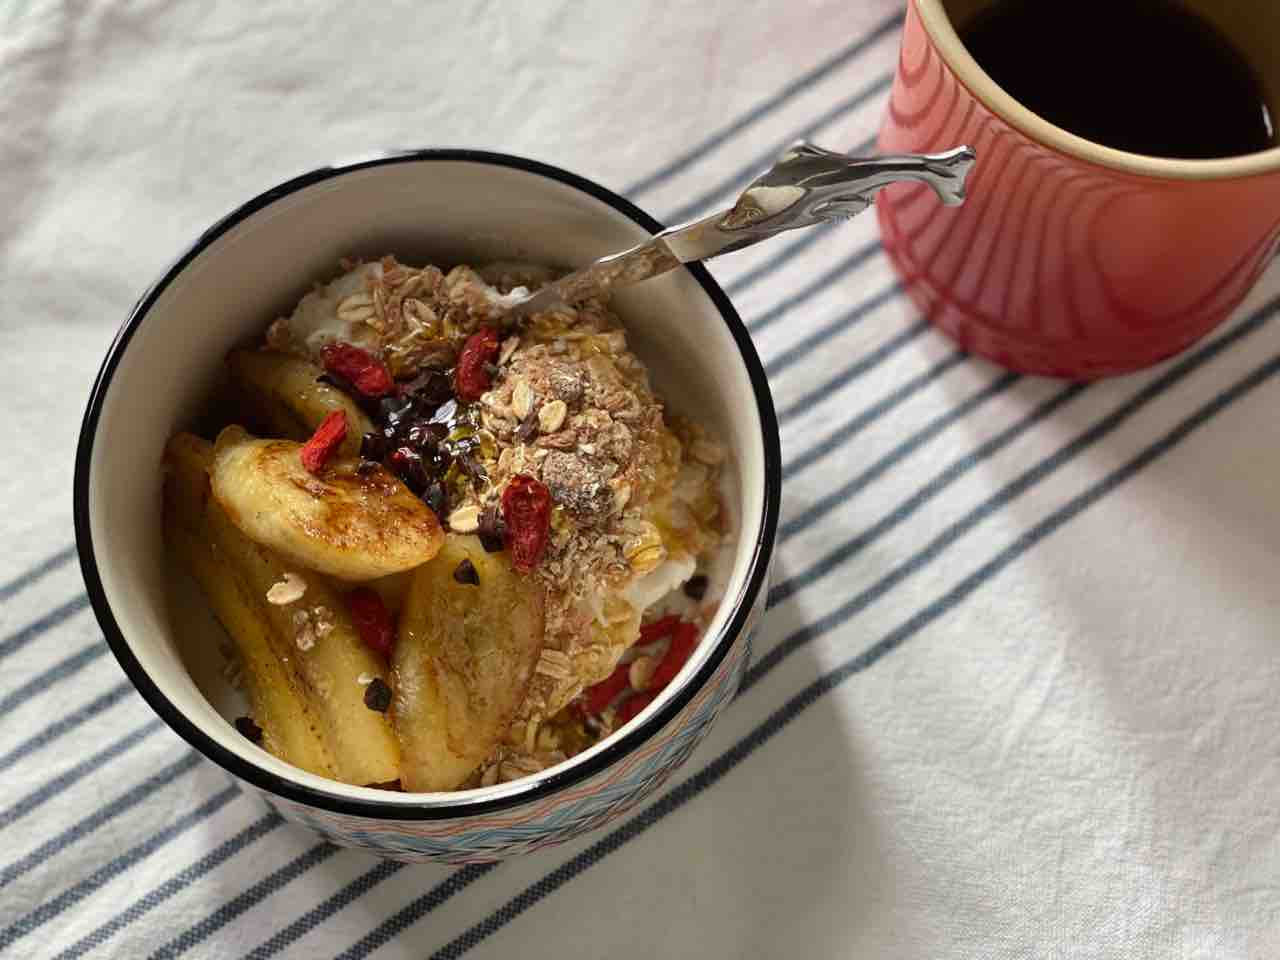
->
[876, 0, 1280, 379]
[259, 585, 765, 864]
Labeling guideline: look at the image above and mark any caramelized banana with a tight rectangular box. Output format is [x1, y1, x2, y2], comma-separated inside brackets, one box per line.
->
[165, 436, 337, 778]
[226, 349, 372, 455]
[165, 433, 400, 786]
[211, 425, 444, 581]
[393, 535, 546, 791]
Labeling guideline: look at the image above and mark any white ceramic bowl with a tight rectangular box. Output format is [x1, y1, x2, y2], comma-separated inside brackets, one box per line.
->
[74, 150, 780, 863]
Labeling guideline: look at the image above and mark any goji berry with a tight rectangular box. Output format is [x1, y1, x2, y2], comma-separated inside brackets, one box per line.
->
[346, 587, 396, 658]
[501, 474, 551, 573]
[583, 661, 630, 715]
[321, 342, 395, 397]
[617, 691, 655, 725]
[454, 327, 501, 401]
[638, 614, 679, 644]
[649, 621, 700, 691]
[300, 410, 348, 474]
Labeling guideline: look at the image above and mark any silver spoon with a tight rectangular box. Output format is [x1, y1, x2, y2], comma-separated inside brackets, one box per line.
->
[504, 140, 976, 317]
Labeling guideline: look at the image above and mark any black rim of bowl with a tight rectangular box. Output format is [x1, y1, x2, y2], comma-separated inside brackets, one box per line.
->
[73, 148, 782, 821]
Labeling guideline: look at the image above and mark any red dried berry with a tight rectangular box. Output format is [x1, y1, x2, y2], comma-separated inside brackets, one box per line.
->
[649, 621, 700, 692]
[638, 615, 679, 645]
[454, 327, 501, 402]
[617, 691, 655, 725]
[346, 587, 396, 658]
[300, 410, 348, 474]
[501, 474, 551, 573]
[583, 661, 631, 715]
[321, 342, 395, 397]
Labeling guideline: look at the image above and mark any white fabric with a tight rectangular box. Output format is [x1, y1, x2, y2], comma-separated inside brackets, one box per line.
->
[4, 2, 1280, 957]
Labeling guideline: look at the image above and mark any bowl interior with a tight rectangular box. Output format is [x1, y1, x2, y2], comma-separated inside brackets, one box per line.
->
[80, 154, 773, 813]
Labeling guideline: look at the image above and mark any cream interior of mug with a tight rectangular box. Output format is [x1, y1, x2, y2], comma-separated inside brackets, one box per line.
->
[921, 0, 1280, 179]
[86, 158, 768, 809]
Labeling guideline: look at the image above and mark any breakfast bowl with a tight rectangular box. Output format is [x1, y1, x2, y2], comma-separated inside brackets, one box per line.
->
[72, 149, 781, 863]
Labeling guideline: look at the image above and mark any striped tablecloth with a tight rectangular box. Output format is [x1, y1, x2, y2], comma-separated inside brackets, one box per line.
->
[5, 2, 1280, 957]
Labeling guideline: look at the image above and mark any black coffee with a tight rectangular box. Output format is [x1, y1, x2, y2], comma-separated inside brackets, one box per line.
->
[960, 0, 1275, 159]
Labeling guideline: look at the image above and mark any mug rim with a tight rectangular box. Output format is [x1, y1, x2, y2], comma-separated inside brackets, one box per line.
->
[72, 148, 782, 821]
[914, 0, 1280, 181]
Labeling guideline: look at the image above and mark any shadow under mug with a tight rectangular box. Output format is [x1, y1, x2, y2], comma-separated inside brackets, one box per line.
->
[876, 0, 1280, 379]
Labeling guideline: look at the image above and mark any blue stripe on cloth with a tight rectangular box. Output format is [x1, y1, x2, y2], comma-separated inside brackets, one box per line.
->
[663, 72, 895, 225]
[0, 642, 107, 717]
[767, 290, 917, 378]
[243, 860, 406, 959]
[770, 384, 1078, 594]
[623, 10, 903, 198]
[0, 680, 135, 774]
[147, 843, 342, 960]
[783, 345, 962, 448]
[781, 381, 1082, 548]
[0, 750, 202, 891]
[0, 544, 77, 602]
[52, 812, 285, 960]
[785, 365, 1020, 481]
[333, 865, 497, 960]
[788, 369, 1021, 487]
[725, 221, 840, 297]
[777, 380, 1082, 547]
[0, 785, 241, 952]
[747, 239, 885, 334]
[419, 343, 1280, 960]
[0, 718, 163, 831]
[783, 350, 970, 480]
[777, 316, 937, 422]
[0, 593, 90, 662]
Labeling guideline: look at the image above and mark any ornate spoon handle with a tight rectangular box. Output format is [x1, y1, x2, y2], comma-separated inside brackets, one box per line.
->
[506, 141, 975, 317]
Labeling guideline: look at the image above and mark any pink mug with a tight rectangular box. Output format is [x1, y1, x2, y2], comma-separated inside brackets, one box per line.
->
[876, 0, 1280, 378]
